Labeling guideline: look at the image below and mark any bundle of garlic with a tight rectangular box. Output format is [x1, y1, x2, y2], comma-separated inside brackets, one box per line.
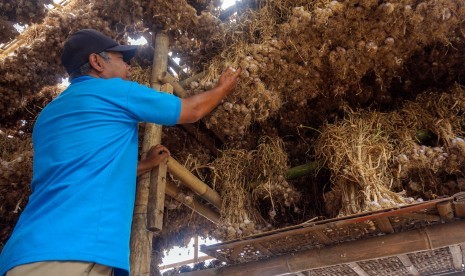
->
[252, 137, 301, 220]
[189, 49, 282, 140]
[315, 110, 409, 217]
[0, 0, 52, 42]
[210, 149, 267, 240]
[0, 2, 114, 122]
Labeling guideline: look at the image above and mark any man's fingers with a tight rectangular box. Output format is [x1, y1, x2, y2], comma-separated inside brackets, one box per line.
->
[234, 67, 242, 76]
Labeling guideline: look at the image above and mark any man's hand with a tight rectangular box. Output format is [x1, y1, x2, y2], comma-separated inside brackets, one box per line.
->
[178, 67, 242, 124]
[216, 67, 242, 97]
[137, 144, 170, 176]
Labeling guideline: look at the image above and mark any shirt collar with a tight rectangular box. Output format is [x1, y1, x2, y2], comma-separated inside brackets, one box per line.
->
[70, 75, 95, 84]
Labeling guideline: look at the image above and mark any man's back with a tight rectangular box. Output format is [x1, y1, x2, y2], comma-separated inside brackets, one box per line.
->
[0, 76, 181, 275]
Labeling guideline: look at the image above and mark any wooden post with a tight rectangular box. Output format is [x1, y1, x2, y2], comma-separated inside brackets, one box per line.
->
[130, 32, 169, 276]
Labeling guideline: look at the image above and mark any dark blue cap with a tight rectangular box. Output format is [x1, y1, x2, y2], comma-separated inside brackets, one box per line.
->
[61, 29, 138, 74]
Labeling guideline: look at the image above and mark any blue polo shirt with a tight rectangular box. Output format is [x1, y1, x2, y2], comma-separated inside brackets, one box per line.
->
[0, 76, 181, 275]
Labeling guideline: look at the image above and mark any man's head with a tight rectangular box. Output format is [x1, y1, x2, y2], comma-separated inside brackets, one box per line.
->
[61, 29, 138, 80]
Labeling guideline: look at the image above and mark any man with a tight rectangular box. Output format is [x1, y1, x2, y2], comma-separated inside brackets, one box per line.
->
[0, 29, 241, 276]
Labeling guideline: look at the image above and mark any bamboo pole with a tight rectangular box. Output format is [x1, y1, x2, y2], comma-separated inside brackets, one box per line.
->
[130, 32, 169, 276]
[158, 256, 214, 271]
[165, 180, 220, 224]
[284, 162, 319, 180]
[158, 71, 187, 98]
[183, 220, 465, 276]
[179, 71, 206, 88]
[167, 156, 222, 210]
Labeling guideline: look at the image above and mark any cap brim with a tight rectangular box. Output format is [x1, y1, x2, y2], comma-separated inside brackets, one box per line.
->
[106, 45, 138, 62]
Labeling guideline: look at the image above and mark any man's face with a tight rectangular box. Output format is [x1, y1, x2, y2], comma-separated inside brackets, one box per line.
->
[100, 51, 131, 80]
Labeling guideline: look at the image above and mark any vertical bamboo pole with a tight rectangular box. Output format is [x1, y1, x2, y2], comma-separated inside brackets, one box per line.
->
[194, 235, 199, 263]
[130, 32, 169, 276]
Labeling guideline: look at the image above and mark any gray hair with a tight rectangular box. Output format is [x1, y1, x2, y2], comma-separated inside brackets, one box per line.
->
[69, 51, 110, 80]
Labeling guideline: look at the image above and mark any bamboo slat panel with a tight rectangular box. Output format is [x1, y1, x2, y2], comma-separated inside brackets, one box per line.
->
[297, 247, 457, 276]
[357, 257, 411, 276]
[408, 247, 455, 275]
[202, 193, 464, 265]
[305, 264, 358, 276]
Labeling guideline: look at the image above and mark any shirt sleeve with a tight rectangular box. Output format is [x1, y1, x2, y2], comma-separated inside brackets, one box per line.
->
[125, 80, 181, 126]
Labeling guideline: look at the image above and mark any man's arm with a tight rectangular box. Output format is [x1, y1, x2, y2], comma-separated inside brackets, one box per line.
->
[137, 144, 170, 176]
[177, 67, 242, 124]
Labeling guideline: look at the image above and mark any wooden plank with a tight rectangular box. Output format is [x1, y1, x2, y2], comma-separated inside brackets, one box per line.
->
[187, 220, 465, 276]
[397, 254, 420, 276]
[449, 245, 463, 271]
[374, 217, 394, 233]
[130, 32, 169, 276]
[347, 262, 370, 276]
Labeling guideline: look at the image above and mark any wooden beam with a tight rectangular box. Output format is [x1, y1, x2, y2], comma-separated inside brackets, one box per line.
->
[183, 220, 465, 276]
[130, 32, 169, 276]
[347, 262, 369, 276]
[449, 245, 463, 271]
[167, 156, 222, 210]
[397, 254, 420, 276]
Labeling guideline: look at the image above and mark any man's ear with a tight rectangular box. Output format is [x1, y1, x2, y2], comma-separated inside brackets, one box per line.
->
[88, 53, 104, 72]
